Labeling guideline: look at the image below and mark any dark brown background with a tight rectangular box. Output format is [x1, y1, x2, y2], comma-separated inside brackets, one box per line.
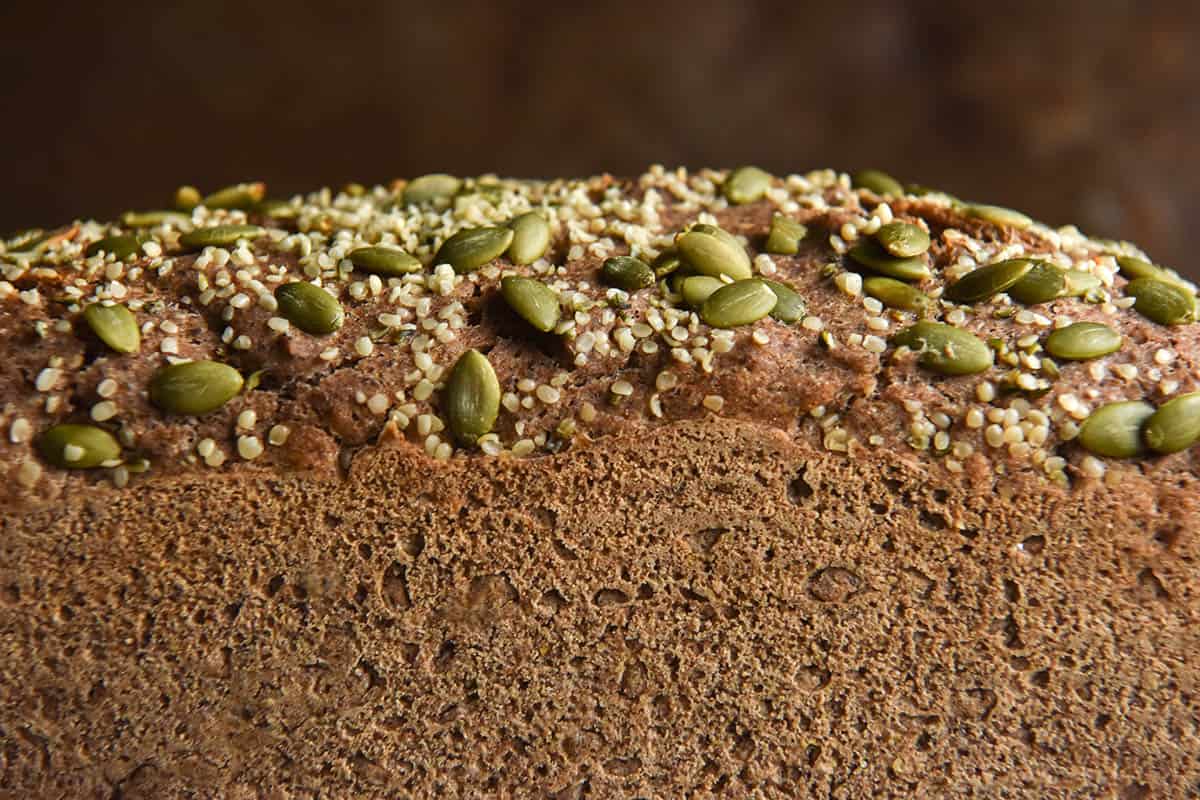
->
[2, 0, 1197, 277]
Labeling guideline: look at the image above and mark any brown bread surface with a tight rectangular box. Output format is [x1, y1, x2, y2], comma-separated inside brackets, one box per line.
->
[1, 169, 1198, 796]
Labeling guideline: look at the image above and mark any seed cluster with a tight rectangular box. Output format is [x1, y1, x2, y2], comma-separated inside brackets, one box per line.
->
[1, 166, 1197, 497]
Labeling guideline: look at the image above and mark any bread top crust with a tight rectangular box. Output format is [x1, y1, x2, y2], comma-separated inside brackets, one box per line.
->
[1, 167, 1197, 508]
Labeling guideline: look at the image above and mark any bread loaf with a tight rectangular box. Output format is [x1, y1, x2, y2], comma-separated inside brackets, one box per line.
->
[1, 168, 1197, 797]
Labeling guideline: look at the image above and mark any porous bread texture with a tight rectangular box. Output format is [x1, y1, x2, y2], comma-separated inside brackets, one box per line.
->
[2, 419, 1197, 797]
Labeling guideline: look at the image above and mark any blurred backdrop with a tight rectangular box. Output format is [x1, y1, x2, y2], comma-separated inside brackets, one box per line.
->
[1, 0, 1197, 276]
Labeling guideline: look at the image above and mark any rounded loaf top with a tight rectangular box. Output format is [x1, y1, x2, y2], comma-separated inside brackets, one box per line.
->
[1, 167, 1197, 504]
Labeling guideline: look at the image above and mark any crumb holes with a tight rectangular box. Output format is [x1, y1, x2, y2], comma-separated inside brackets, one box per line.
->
[1120, 782, 1150, 800]
[358, 543, 373, 560]
[381, 562, 411, 611]
[805, 744, 821, 765]
[539, 589, 569, 614]
[919, 509, 948, 530]
[679, 586, 709, 604]
[433, 640, 456, 672]
[796, 665, 831, 691]
[1154, 525, 1180, 549]
[402, 532, 425, 558]
[223, 601, 242, 623]
[806, 567, 862, 603]
[1, 584, 19, 605]
[788, 466, 815, 503]
[400, 643, 419, 665]
[265, 574, 285, 597]
[636, 582, 655, 600]
[1095, 713, 1111, 729]
[594, 588, 630, 606]
[1030, 669, 1050, 688]
[620, 660, 648, 698]
[960, 527, 979, 540]
[603, 755, 641, 777]
[552, 538, 579, 561]
[933, 489, 949, 503]
[1136, 568, 1169, 600]
[870, 501, 888, 515]
[1003, 579, 1020, 603]
[1002, 614, 1023, 649]
[915, 732, 933, 751]
[467, 574, 518, 610]
[1019, 535, 1045, 555]
[689, 528, 725, 555]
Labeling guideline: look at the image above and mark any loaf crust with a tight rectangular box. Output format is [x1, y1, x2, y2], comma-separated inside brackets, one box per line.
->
[1, 169, 1197, 796]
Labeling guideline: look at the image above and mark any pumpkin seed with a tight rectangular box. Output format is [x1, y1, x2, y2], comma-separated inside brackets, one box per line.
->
[349, 245, 421, 276]
[37, 424, 121, 469]
[202, 182, 266, 210]
[254, 199, 299, 219]
[965, 203, 1032, 229]
[763, 280, 805, 323]
[85, 234, 144, 260]
[722, 166, 772, 205]
[434, 226, 514, 274]
[150, 360, 244, 415]
[891, 321, 994, 375]
[680, 275, 725, 309]
[403, 173, 462, 206]
[1144, 392, 1200, 454]
[1063, 269, 1101, 297]
[601, 256, 655, 291]
[875, 222, 930, 258]
[862, 275, 930, 312]
[275, 282, 344, 335]
[121, 210, 191, 228]
[943, 258, 1034, 303]
[765, 215, 807, 255]
[652, 249, 684, 278]
[851, 169, 904, 196]
[1126, 278, 1196, 325]
[1007, 261, 1066, 305]
[5, 228, 45, 252]
[507, 212, 551, 265]
[178, 224, 264, 250]
[701, 279, 777, 328]
[500, 276, 560, 332]
[1044, 322, 1122, 360]
[174, 185, 201, 211]
[342, 182, 366, 197]
[83, 302, 140, 353]
[675, 224, 752, 281]
[444, 349, 500, 445]
[847, 239, 930, 282]
[1078, 400, 1154, 458]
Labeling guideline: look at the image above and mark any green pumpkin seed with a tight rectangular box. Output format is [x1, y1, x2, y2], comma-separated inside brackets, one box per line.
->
[1063, 269, 1101, 297]
[763, 280, 805, 323]
[1078, 400, 1155, 458]
[1115, 255, 1194, 293]
[434, 226, 514, 274]
[765, 215, 807, 255]
[847, 239, 930, 282]
[1044, 322, 1122, 361]
[349, 245, 421, 276]
[680, 275, 725, 309]
[675, 224, 752, 281]
[1007, 261, 1066, 305]
[83, 302, 141, 353]
[202, 182, 266, 210]
[178, 224, 264, 250]
[874, 222, 930, 258]
[964, 203, 1033, 229]
[601, 256, 655, 291]
[37, 424, 121, 469]
[851, 169, 904, 196]
[6, 228, 45, 252]
[862, 275, 930, 312]
[121, 210, 191, 228]
[944, 258, 1034, 303]
[444, 349, 500, 445]
[891, 321, 994, 375]
[404, 173, 462, 206]
[342, 182, 366, 197]
[1126, 278, 1196, 325]
[1144, 392, 1200, 454]
[275, 282, 344, 335]
[507, 212, 551, 265]
[174, 185, 201, 211]
[722, 166, 772, 205]
[85, 234, 144, 260]
[652, 249, 684, 278]
[150, 360, 244, 415]
[254, 199, 299, 219]
[500, 276, 560, 332]
[701, 279, 778, 328]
